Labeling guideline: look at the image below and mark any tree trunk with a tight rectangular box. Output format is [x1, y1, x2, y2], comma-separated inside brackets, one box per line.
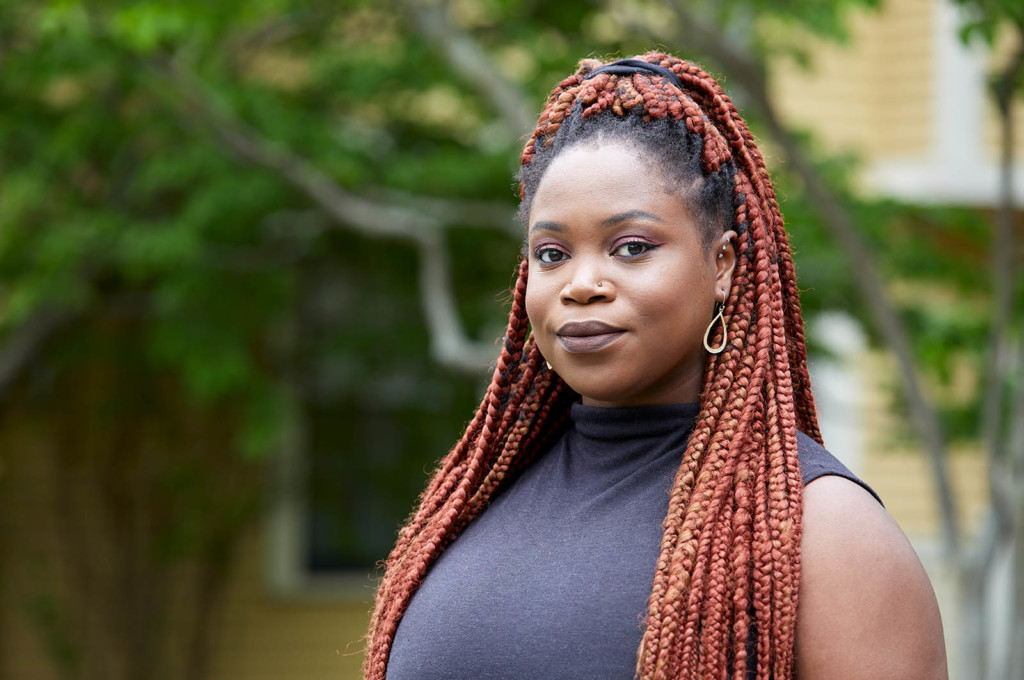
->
[973, 25, 1024, 680]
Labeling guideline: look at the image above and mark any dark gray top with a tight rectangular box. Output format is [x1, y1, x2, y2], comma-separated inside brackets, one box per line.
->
[386, 401, 880, 680]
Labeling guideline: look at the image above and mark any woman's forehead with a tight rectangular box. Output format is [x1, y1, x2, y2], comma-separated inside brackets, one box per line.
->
[529, 144, 685, 219]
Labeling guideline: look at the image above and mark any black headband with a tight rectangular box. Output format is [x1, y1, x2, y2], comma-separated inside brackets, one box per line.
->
[582, 58, 683, 90]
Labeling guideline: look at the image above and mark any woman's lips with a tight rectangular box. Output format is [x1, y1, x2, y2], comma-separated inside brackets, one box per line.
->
[557, 331, 625, 353]
[555, 321, 626, 353]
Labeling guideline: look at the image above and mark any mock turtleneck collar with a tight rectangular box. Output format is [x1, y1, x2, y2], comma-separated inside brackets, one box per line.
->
[569, 401, 699, 443]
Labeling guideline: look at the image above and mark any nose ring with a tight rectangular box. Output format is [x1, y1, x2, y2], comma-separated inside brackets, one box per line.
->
[596, 281, 604, 288]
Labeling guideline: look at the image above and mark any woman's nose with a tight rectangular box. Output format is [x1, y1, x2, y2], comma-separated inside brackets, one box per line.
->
[560, 263, 614, 304]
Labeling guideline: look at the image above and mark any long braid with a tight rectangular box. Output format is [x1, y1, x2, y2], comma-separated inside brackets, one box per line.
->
[364, 266, 572, 678]
[670, 58, 821, 442]
[385, 261, 530, 561]
[366, 52, 815, 680]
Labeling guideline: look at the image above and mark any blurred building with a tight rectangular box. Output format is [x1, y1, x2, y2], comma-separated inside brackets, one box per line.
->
[774, 0, 1024, 205]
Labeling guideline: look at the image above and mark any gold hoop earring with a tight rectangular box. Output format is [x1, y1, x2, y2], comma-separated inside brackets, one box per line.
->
[703, 302, 727, 354]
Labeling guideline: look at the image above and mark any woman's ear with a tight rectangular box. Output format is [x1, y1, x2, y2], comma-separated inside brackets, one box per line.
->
[714, 230, 738, 302]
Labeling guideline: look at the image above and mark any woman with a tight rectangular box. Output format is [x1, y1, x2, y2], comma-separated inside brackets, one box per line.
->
[366, 52, 947, 679]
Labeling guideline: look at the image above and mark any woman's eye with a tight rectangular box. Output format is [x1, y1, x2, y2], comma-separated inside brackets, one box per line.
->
[613, 241, 653, 257]
[536, 247, 567, 264]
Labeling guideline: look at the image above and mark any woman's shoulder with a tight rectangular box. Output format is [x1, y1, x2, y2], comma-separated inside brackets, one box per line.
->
[795, 431, 882, 504]
[795, 473, 948, 679]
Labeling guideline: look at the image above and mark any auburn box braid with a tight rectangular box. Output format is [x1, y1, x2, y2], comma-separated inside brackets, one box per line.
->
[365, 52, 821, 680]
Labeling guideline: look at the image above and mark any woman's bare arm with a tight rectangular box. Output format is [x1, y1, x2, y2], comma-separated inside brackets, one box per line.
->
[795, 475, 948, 680]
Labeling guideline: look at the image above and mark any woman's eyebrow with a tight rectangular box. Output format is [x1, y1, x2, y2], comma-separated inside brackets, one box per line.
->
[601, 209, 664, 226]
[529, 210, 664, 235]
[529, 220, 565, 234]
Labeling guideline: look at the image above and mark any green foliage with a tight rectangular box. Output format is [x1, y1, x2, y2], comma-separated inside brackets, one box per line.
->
[951, 0, 1024, 47]
[0, 0, 997, 581]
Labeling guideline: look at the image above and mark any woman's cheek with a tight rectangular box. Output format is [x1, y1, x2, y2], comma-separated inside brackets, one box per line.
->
[524, 285, 551, 356]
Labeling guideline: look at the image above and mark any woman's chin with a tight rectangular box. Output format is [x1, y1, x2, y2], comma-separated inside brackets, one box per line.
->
[571, 384, 642, 408]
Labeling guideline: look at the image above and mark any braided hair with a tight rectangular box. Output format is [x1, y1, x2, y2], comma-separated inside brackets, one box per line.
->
[365, 51, 820, 680]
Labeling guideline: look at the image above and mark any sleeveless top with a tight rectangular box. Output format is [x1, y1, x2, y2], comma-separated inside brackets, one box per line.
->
[386, 402, 881, 680]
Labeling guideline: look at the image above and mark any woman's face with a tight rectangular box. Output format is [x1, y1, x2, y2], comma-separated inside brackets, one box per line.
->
[525, 142, 736, 407]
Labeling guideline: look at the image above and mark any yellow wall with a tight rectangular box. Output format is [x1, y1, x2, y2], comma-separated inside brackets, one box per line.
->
[854, 346, 990, 539]
[770, 0, 934, 161]
[0, 418, 371, 680]
[771, 0, 1024, 168]
[211, 532, 369, 680]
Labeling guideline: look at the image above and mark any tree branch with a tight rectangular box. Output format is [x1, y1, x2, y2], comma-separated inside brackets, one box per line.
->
[989, 24, 1024, 676]
[982, 22, 1024, 487]
[154, 58, 505, 375]
[654, 0, 960, 554]
[0, 308, 80, 397]
[404, 2, 535, 139]
[362, 187, 520, 239]
[417, 232, 499, 371]
[222, 13, 312, 65]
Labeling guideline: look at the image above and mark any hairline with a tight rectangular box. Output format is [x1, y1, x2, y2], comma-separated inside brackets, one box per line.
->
[516, 112, 734, 256]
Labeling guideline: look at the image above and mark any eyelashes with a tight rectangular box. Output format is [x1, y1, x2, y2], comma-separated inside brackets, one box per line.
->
[612, 241, 657, 257]
[535, 246, 568, 264]
[532, 239, 661, 264]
